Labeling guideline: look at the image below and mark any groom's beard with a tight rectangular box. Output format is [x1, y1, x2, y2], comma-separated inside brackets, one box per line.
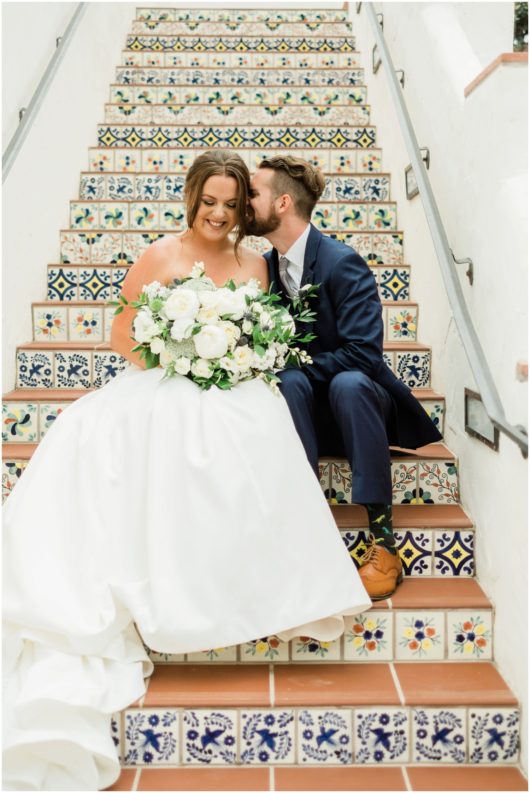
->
[245, 206, 281, 237]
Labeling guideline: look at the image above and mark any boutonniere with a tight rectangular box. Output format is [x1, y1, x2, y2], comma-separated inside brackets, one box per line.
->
[290, 283, 320, 327]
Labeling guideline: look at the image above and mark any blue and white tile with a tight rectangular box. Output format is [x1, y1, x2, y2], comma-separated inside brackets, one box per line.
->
[90, 149, 115, 172]
[341, 530, 370, 568]
[394, 530, 433, 576]
[368, 204, 397, 231]
[186, 646, 237, 662]
[164, 175, 186, 201]
[413, 708, 466, 763]
[334, 176, 363, 201]
[47, 267, 78, 301]
[468, 708, 519, 764]
[111, 268, 128, 300]
[78, 267, 112, 301]
[111, 713, 122, 761]
[80, 174, 105, 200]
[93, 352, 126, 388]
[183, 710, 237, 765]
[159, 202, 186, 230]
[123, 708, 179, 765]
[240, 710, 295, 764]
[115, 152, 141, 173]
[108, 175, 135, 201]
[2, 403, 38, 443]
[100, 202, 128, 230]
[395, 612, 445, 660]
[387, 306, 418, 341]
[448, 612, 493, 660]
[354, 709, 409, 763]
[55, 351, 92, 389]
[17, 351, 54, 389]
[137, 174, 164, 200]
[422, 400, 445, 435]
[298, 709, 352, 764]
[434, 530, 475, 576]
[396, 351, 431, 388]
[337, 202, 368, 231]
[344, 611, 392, 661]
[71, 202, 99, 229]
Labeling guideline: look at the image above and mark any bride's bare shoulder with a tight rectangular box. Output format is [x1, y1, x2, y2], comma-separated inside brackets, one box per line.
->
[238, 245, 269, 285]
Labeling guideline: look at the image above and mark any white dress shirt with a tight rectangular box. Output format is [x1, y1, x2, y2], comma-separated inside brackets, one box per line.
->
[279, 223, 311, 293]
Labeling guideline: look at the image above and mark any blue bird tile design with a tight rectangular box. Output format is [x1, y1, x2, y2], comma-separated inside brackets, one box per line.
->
[298, 710, 352, 764]
[241, 710, 295, 764]
[55, 351, 92, 389]
[183, 710, 237, 765]
[93, 352, 126, 389]
[124, 709, 179, 765]
[17, 352, 54, 389]
[413, 709, 466, 763]
[469, 709, 519, 764]
[355, 709, 409, 763]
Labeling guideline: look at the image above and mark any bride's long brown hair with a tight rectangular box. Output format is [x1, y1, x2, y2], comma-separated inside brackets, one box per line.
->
[184, 151, 251, 258]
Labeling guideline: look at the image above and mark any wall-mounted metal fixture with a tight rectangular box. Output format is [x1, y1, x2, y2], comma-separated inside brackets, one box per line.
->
[372, 44, 381, 74]
[18, 108, 27, 122]
[395, 69, 405, 88]
[404, 164, 418, 199]
[356, 2, 362, 13]
[420, 147, 430, 169]
[465, 389, 500, 450]
[56, 36, 63, 48]
[451, 250, 474, 286]
[376, 13, 384, 29]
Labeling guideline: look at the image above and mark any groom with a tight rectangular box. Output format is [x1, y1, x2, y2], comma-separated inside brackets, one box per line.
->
[247, 155, 442, 600]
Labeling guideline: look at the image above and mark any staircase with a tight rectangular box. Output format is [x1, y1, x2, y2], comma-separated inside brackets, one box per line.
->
[2, 6, 527, 791]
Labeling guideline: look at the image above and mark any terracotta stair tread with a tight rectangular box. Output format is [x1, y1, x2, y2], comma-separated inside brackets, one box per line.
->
[18, 340, 430, 351]
[2, 442, 455, 462]
[383, 577, 491, 610]
[331, 503, 472, 528]
[406, 767, 528, 791]
[141, 662, 517, 708]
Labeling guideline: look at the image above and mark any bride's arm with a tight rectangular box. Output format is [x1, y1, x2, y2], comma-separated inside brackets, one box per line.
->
[110, 237, 175, 368]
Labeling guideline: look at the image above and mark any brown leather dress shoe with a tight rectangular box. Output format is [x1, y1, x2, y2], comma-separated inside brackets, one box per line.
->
[358, 537, 403, 600]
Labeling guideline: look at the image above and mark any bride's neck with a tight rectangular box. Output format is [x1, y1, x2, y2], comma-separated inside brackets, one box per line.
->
[181, 229, 231, 258]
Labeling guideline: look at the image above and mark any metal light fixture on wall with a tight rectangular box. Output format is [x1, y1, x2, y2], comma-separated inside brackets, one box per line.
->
[404, 148, 430, 199]
[465, 389, 499, 450]
[372, 44, 381, 74]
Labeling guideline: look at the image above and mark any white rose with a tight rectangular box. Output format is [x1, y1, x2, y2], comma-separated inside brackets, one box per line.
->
[198, 290, 221, 309]
[193, 325, 229, 359]
[242, 319, 253, 335]
[150, 337, 165, 354]
[175, 356, 191, 375]
[191, 358, 212, 379]
[163, 288, 200, 321]
[233, 344, 253, 372]
[241, 278, 261, 300]
[216, 287, 247, 320]
[280, 310, 296, 334]
[219, 355, 239, 374]
[170, 317, 195, 341]
[251, 302, 263, 315]
[197, 305, 220, 325]
[142, 280, 165, 301]
[218, 320, 241, 351]
[133, 309, 159, 343]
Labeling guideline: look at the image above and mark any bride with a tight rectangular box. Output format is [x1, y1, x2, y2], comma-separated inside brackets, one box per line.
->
[3, 151, 371, 791]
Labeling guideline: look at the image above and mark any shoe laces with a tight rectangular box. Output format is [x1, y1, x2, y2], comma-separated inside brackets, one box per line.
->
[360, 535, 381, 564]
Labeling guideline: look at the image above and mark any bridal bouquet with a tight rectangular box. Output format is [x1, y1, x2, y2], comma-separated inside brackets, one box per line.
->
[111, 262, 316, 392]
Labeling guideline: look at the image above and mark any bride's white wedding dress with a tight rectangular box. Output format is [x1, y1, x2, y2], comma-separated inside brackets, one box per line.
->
[3, 362, 371, 791]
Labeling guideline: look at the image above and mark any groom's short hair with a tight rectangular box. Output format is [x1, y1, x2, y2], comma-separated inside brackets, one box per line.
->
[258, 156, 325, 221]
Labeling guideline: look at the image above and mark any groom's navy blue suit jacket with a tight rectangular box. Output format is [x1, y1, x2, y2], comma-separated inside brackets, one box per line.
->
[264, 224, 442, 449]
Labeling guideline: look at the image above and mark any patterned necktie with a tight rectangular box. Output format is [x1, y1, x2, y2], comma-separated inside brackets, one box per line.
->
[278, 255, 298, 298]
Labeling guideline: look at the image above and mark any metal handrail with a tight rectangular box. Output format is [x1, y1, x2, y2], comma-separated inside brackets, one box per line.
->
[2, 3, 87, 182]
[364, 2, 528, 456]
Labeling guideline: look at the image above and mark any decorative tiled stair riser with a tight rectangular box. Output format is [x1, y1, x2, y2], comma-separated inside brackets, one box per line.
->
[103, 103, 371, 126]
[115, 66, 365, 86]
[135, 9, 350, 23]
[108, 84, 369, 104]
[87, 147, 384, 173]
[124, 35, 356, 52]
[30, 301, 418, 343]
[69, 201, 398, 231]
[47, 263, 410, 304]
[122, 54, 360, 71]
[130, 22, 354, 36]
[14, 344, 433, 390]
[80, 172, 389, 202]
[111, 705, 520, 767]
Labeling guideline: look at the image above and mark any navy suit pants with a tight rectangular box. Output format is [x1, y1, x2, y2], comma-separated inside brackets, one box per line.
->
[278, 368, 393, 504]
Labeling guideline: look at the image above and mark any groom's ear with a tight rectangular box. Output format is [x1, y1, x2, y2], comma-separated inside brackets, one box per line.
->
[276, 193, 293, 214]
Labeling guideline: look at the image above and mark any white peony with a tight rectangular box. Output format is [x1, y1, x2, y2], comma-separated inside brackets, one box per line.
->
[216, 287, 247, 320]
[190, 260, 205, 278]
[242, 319, 253, 335]
[163, 288, 200, 321]
[170, 317, 195, 341]
[218, 320, 241, 351]
[142, 280, 169, 301]
[174, 356, 191, 375]
[241, 278, 261, 300]
[150, 337, 165, 354]
[193, 325, 229, 359]
[191, 358, 212, 379]
[197, 305, 221, 325]
[251, 301, 263, 315]
[159, 346, 174, 367]
[133, 309, 159, 343]
[233, 344, 253, 372]
[219, 356, 239, 374]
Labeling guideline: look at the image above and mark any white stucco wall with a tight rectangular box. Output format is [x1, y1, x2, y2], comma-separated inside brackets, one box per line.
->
[2, 2, 137, 390]
[352, 1, 528, 772]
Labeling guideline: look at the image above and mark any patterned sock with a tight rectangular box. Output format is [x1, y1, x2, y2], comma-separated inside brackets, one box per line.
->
[364, 503, 397, 554]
